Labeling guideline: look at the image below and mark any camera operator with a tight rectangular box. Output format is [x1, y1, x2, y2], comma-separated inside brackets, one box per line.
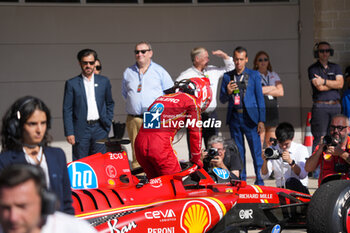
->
[201, 135, 242, 183]
[305, 114, 350, 187]
[260, 122, 310, 194]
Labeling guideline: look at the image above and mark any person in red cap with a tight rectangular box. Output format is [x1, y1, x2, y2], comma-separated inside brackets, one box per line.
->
[135, 77, 212, 179]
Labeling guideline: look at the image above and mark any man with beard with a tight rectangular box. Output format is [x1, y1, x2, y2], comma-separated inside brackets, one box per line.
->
[63, 49, 114, 160]
[305, 114, 350, 186]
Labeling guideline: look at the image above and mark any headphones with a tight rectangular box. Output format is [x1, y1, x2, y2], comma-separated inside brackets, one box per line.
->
[11, 164, 57, 216]
[313, 41, 334, 58]
[7, 97, 36, 139]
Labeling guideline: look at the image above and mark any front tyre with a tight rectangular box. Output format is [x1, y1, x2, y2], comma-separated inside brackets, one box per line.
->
[307, 180, 350, 233]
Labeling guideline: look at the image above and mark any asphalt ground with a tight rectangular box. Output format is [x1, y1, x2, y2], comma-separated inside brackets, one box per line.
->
[246, 175, 318, 195]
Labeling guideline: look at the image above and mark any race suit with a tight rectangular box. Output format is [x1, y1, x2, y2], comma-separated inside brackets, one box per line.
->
[135, 92, 202, 179]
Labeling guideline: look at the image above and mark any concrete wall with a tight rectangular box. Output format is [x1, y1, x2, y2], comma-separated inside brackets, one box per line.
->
[314, 0, 350, 73]
[299, 0, 315, 132]
[0, 2, 303, 147]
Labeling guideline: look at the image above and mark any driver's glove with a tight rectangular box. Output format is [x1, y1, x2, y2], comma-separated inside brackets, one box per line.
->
[190, 155, 203, 169]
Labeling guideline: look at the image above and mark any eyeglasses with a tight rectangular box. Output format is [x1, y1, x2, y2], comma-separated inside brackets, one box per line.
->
[258, 58, 269, 62]
[81, 61, 95, 65]
[96, 65, 102, 71]
[134, 49, 151, 55]
[330, 125, 347, 131]
[319, 49, 331, 53]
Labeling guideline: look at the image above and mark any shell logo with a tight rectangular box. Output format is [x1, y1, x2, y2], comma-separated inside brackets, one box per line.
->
[180, 201, 211, 233]
[107, 179, 115, 186]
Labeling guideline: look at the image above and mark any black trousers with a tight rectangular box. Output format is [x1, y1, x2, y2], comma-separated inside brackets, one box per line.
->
[285, 177, 310, 195]
[311, 103, 341, 152]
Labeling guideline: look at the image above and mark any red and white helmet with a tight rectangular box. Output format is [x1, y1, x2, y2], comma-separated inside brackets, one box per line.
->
[176, 77, 212, 111]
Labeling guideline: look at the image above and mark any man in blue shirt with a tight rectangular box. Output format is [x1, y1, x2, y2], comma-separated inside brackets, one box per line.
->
[308, 41, 343, 153]
[122, 41, 174, 169]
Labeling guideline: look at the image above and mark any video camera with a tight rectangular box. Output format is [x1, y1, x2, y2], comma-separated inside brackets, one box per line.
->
[323, 135, 338, 147]
[264, 138, 282, 160]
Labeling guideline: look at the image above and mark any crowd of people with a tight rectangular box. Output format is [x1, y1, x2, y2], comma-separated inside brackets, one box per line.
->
[0, 40, 350, 232]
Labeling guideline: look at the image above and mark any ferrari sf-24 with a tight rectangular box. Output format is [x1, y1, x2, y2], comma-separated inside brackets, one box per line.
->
[66, 141, 350, 233]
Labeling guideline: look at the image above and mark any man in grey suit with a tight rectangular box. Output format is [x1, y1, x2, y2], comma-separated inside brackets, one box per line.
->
[63, 49, 114, 161]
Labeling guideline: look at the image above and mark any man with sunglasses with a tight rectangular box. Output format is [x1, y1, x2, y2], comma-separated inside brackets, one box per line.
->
[94, 58, 102, 75]
[122, 41, 173, 169]
[63, 49, 114, 161]
[305, 114, 350, 186]
[308, 41, 344, 154]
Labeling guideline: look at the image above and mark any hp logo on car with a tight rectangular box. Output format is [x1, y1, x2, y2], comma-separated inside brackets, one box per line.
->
[68, 162, 98, 189]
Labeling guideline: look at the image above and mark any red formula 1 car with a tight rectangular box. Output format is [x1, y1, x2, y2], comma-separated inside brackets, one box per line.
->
[66, 140, 320, 233]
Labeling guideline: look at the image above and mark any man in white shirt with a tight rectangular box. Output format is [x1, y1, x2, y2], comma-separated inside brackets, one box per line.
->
[177, 47, 235, 151]
[0, 164, 97, 233]
[260, 122, 310, 194]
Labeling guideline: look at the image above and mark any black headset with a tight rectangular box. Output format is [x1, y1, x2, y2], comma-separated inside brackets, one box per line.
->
[11, 164, 57, 216]
[313, 41, 334, 58]
[7, 97, 36, 139]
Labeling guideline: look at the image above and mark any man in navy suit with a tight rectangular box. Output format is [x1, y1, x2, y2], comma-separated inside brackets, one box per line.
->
[220, 46, 265, 185]
[63, 49, 114, 161]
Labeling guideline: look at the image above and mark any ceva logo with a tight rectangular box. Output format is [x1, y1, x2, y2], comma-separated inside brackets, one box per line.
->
[68, 162, 98, 189]
[145, 209, 176, 219]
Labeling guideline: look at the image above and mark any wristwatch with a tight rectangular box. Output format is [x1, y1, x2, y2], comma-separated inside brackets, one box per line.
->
[289, 160, 296, 167]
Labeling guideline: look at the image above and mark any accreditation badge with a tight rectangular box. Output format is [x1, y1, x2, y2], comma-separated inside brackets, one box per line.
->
[234, 95, 240, 105]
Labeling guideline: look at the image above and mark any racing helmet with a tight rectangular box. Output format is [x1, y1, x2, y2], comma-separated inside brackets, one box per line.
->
[175, 77, 212, 111]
